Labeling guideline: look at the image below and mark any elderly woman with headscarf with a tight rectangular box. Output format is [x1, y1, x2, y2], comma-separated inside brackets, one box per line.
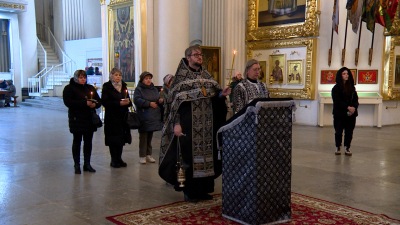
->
[134, 71, 163, 164]
[63, 70, 101, 174]
[102, 68, 132, 168]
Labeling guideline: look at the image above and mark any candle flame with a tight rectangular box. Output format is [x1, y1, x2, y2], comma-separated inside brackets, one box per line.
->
[233, 50, 236, 54]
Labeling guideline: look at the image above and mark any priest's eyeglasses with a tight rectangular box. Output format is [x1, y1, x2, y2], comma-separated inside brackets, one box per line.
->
[190, 54, 204, 58]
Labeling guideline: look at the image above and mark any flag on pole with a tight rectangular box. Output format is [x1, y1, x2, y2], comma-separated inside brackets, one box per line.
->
[375, 0, 399, 32]
[348, 0, 364, 33]
[361, 0, 377, 32]
[333, 0, 340, 34]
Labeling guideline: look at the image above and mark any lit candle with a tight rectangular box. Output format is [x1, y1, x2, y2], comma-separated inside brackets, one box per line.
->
[124, 89, 128, 99]
[90, 92, 93, 100]
[228, 50, 237, 85]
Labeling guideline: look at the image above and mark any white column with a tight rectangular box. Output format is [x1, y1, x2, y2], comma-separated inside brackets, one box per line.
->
[63, 0, 85, 40]
[225, 0, 246, 83]
[202, 0, 225, 85]
[100, 1, 108, 82]
[18, 0, 38, 88]
[189, 0, 202, 45]
[154, 0, 189, 86]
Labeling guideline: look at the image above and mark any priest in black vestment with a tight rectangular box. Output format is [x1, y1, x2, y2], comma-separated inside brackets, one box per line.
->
[159, 45, 230, 202]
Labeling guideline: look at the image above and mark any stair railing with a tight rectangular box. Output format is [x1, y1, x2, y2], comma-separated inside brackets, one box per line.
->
[28, 60, 74, 97]
[30, 23, 76, 97]
[37, 37, 47, 71]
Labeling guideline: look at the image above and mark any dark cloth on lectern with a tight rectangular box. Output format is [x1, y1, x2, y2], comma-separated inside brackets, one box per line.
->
[159, 58, 227, 196]
[217, 99, 295, 225]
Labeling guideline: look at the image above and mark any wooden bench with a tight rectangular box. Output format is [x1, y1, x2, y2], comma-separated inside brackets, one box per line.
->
[12, 96, 18, 107]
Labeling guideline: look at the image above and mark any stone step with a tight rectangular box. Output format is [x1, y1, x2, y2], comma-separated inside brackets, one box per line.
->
[20, 97, 68, 112]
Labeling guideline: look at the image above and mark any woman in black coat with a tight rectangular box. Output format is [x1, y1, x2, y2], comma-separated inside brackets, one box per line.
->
[102, 68, 132, 168]
[63, 70, 101, 174]
[134, 71, 163, 164]
[332, 67, 359, 156]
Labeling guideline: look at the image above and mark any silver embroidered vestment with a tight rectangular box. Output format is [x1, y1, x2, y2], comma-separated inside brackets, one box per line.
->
[232, 79, 270, 114]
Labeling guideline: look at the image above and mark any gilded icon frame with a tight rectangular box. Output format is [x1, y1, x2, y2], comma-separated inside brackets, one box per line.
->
[286, 59, 303, 85]
[247, 0, 320, 41]
[246, 38, 317, 99]
[200, 46, 222, 85]
[269, 54, 285, 84]
[108, 0, 136, 86]
[382, 36, 400, 100]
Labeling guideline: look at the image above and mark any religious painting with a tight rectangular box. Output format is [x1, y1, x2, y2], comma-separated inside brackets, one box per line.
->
[257, 0, 306, 27]
[350, 69, 357, 85]
[358, 70, 378, 84]
[201, 46, 221, 85]
[247, 0, 320, 41]
[395, 56, 400, 86]
[320, 70, 337, 84]
[287, 60, 303, 84]
[269, 54, 285, 84]
[108, 2, 135, 83]
[258, 61, 267, 83]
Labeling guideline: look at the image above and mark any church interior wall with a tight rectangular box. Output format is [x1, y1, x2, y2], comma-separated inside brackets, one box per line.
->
[314, 0, 394, 126]
[64, 37, 102, 72]
[82, 0, 102, 39]
[18, 0, 38, 87]
[53, 0, 64, 50]
[0, 12, 22, 98]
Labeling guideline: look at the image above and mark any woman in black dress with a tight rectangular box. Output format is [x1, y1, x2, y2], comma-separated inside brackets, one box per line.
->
[332, 67, 359, 156]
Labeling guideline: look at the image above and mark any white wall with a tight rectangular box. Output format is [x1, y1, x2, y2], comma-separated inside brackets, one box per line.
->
[53, 0, 64, 49]
[64, 38, 102, 71]
[0, 13, 22, 99]
[287, 0, 392, 126]
[18, 0, 38, 87]
[82, 0, 101, 38]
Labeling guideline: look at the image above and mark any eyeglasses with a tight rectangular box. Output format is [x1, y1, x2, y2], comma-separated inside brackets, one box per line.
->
[252, 68, 262, 72]
[189, 54, 204, 58]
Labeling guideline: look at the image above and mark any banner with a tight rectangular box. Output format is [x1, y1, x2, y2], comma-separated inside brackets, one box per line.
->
[333, 0, 340, 34]
[375, 0, 399, 32]
[361, 0, 377, 32]
[348, 0, 364, 33]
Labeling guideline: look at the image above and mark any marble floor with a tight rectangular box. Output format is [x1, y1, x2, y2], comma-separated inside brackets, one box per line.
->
[0, 106, 399, 224]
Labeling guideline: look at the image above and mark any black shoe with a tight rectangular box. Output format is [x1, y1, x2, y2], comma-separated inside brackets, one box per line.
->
[184, 194, 199, 203]
[74, 166, 81, 174]
[4, 103, 10, 107]
[119, 160, 127, 167]
[198, 193, 213, 200]
[83, 164, 96, 172]
[110, 162, 121, 168]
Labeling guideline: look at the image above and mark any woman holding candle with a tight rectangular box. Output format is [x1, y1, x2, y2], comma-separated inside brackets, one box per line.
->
[102, 68, 133, 168]
[134, 71, 163, 164]
[63, 69, 101, 174]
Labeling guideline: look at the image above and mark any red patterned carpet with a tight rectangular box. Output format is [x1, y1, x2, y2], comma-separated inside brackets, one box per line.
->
[106, 193, 400, 225]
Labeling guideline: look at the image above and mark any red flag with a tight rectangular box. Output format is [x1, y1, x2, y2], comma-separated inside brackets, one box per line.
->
[375, 0, 399, 31]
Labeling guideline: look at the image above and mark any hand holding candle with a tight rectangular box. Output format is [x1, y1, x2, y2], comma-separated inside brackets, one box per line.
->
[228, 50, 237, 85]
[124, 89, 128, 99]
[90, 92, 93, 100]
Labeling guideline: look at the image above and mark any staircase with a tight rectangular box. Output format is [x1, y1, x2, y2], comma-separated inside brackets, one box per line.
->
[35, 41, 71, 96]
[19, 97, 68, 112]
[29, 23, 75, 97]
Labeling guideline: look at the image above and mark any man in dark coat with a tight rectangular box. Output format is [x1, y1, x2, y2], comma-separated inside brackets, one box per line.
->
[159, 45, 231, 202]
[4, 80, 16, 107]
